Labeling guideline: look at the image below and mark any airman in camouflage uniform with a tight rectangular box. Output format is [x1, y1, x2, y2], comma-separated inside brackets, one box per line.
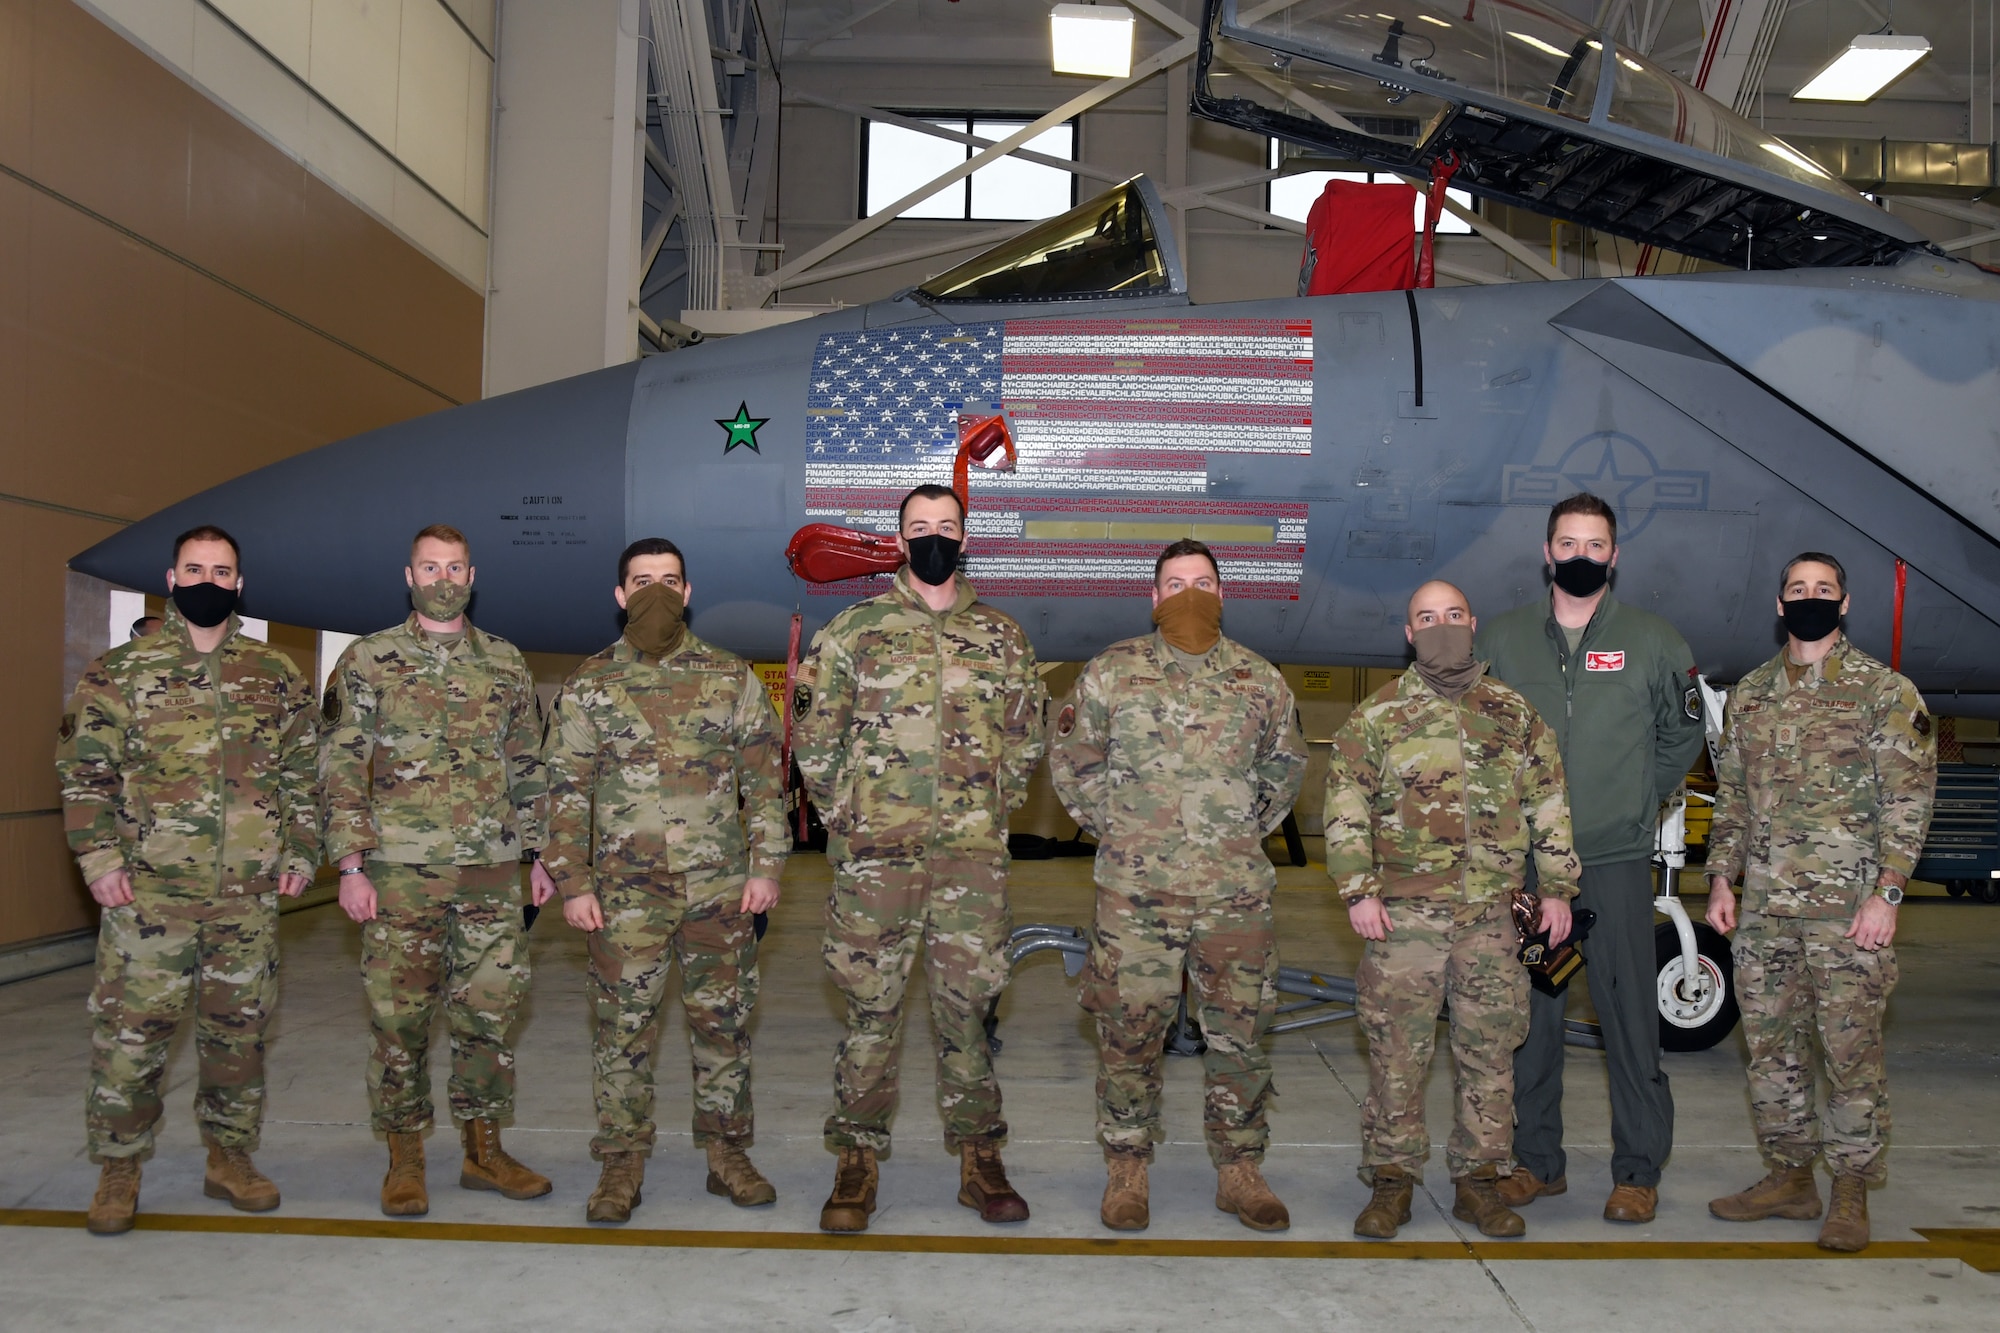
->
[321, 524, 553, 1216]
[1049, 539, 1307, 1232]
[56, 526, 318, 1234]
[1706, 553, 1936, 1252]
[794, 485, 1047, 1232]
[541, 538, 790, 1224]
[1325, 580, 1580, 1239]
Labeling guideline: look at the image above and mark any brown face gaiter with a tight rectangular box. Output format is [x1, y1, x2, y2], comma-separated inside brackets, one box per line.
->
[623, 582, 687, 658]
[1411, 623, 1482, 700]
[1152, 588, 1223, 654]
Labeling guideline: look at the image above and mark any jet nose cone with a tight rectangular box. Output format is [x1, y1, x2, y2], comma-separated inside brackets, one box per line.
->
[71, 362, 641, 653]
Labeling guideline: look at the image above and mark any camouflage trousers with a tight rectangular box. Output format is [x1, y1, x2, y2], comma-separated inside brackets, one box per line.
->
[1355, 897, 1529, 1180]
[823, 855, 1011, 1153]
[587, 869, 759, 1158]
[1080, 882, 1278, 1166]
[86, 890, 279, 1161]
[1733, 911, 1898, 1182]
[361, 861, 527, 1133]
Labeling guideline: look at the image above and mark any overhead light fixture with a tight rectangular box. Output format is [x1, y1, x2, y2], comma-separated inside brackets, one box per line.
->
[1508, 31, 1572, 59]
[1760, 139, 1830, 178]
[1051, 3, 1135, 78]
[1793, 33, 1931, 102]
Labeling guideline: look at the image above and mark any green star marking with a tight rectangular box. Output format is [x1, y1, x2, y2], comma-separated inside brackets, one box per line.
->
[717, 402, 768, 454]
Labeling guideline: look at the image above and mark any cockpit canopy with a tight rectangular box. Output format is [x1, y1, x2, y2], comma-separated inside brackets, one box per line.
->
[918, 177, 1188, 303]
[1195, 0, 1928, 269]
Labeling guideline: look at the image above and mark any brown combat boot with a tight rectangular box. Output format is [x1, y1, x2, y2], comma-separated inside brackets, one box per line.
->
[1817, 1175, 1870, 1252]
[586, 1152, 645, 1224]
[86, 1158, 141, 1236]
[819, 1145, 878, 1232]
[459, 1118, 552, 1200]
[1709, 1163, 1822, 1222]
[959, 1141, 1030, 1223]
[1100, 1154, 1149, 1231]
[1353, 1165, 1414, 1239]
[706, 1141, 777, 1207]
[382, 1131, 429, 1217]
[1215, 1160, 1290, 1232]
[1604, 1183, 1658, 1223]
[1496, 1168, 1566, 1207]
[203, 1145, 280, 1212]
[1453, 1165, 1526, 1237]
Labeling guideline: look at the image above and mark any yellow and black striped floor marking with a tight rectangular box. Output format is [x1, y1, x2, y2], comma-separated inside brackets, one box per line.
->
[2, 1209, 1995, 1270]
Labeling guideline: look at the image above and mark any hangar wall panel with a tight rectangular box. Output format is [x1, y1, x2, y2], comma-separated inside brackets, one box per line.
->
[0, 0, 483, 949]
[74, 0, 492, 286]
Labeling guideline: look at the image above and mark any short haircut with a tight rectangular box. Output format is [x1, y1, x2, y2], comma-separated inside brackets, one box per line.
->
[132, 615, 161, 635]
[172, 524, 241, 567]
[1780, 551, 1847, 596]
[1154, 537, 1221, 585]
[898, 483, 965, 530]
[1547, 492, 1618, 546]
[618, 537, 685, 585]
[410, 523, 471, 564]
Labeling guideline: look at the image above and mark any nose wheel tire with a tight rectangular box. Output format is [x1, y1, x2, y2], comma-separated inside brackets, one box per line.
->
[1654, 920, 1739, 1052]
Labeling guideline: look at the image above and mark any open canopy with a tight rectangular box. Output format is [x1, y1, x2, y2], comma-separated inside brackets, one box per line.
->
[1194, 0, 1929, 269]
[918, 177, 1188, 303]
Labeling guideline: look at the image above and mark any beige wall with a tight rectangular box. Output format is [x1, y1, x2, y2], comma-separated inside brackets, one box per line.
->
[1, 0, 483, 948]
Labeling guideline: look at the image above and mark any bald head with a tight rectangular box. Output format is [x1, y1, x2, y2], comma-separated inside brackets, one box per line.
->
[1405, 580, 1475, 643]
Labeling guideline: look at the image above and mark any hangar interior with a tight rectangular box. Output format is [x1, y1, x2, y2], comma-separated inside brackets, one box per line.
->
[4, 0, 2000, 1327]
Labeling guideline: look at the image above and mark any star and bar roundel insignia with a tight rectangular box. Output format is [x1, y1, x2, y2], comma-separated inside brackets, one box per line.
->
[718, 402, 768, 454]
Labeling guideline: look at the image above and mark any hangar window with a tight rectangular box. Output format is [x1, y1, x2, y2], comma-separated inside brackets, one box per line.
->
[862, 115, 1079, 222]
[1267, 139, 1473, 232]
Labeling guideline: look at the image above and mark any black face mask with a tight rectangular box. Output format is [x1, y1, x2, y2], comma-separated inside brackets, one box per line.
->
[1550, 555, 1610, 598]
[905, 534, 962, 588]
[172, 580, 239, 629]
[1781, 596, 1843, 643]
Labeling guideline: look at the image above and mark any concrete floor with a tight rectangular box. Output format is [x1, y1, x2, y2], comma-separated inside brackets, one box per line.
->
[2, 848, 1996, 1330]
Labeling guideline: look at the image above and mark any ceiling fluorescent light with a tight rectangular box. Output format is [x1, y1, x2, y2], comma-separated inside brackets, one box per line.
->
[1051, 4, 1135, 78]
[1508, 31, 1573, 59]
[1793, 33, 1931, 102]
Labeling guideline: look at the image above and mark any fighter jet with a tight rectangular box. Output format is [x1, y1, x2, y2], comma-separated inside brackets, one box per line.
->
[72, 0, 2000, 712]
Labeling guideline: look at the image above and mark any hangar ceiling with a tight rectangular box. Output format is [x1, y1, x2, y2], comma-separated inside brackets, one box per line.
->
[631, 0, 2000, 343]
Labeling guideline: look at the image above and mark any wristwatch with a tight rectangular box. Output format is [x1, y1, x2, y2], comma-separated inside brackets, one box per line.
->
[1875, 884, 1904, 906]
[338, 865, 367, 877]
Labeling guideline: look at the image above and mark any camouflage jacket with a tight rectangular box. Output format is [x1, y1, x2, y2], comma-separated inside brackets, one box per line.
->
[794, 570, 1046, 862]
[541, 634, 788, 900]
[1707, 634, 1936, 918]
[320, 615, 546, 866]
[56, 610, 319, 894]
[1049, 631, 1307, 897]
[1324, 665, 1581, 904]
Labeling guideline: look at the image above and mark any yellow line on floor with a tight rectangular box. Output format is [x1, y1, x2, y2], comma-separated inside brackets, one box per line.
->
[3, 1209, 1995, 1267]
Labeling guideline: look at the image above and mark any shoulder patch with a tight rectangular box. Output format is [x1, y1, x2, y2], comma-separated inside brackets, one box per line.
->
[322, 683, 341, 726]
[58, 712, 75, 743]
[1684, 686, 1702, 723]
[792, 682, 812, 718]
[1055, 703, 1076, 737]
[1913, 710, 1931, 737]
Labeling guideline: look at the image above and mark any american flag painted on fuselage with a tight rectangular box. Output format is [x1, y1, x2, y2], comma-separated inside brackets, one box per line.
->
[803, 316, 1313, 599]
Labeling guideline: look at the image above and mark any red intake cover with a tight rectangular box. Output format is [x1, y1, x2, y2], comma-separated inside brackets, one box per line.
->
[785, 523, 906, 584]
